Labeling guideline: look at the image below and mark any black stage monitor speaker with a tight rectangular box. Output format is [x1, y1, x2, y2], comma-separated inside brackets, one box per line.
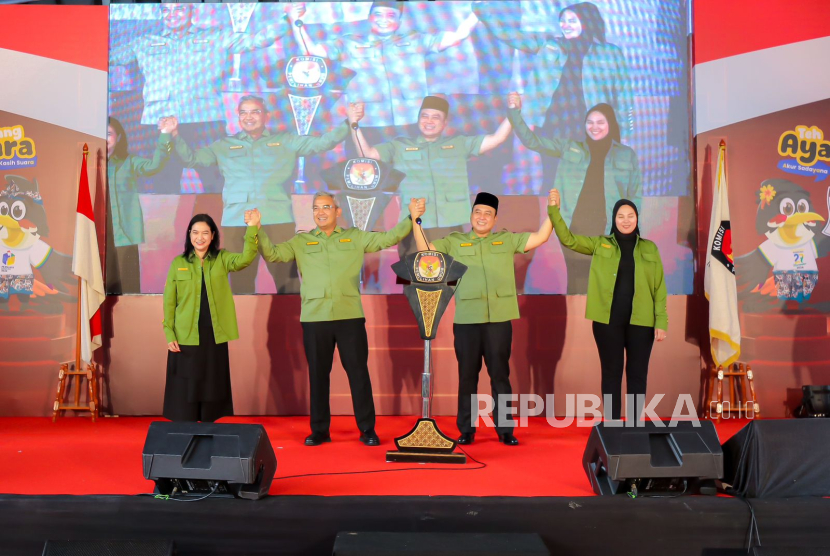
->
[43, 540, 175, 556]
[582, 420, 723, 496]
[752, 549, 830, 555]
[332, 532, 550, 556]
[142, 421, 276, 500]
[722, 419, 830, 498]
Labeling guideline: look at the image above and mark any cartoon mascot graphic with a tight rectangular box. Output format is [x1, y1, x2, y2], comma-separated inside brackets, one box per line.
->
[0, 175, 74, 313]
[737, 178, 830, 312]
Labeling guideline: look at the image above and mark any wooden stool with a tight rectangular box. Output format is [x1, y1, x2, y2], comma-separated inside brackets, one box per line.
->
[52, 361, 99, 422]
[705, 362, 759, 422]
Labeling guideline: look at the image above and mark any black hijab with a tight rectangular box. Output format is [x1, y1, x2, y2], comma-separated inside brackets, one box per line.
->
[585, 103, 621, 146]
[561, 2, 607, 44]
[610, 198, 640, 238]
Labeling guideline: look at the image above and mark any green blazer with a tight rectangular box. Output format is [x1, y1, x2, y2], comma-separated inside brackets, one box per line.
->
[549, 206, 667, 331]
[107, 133, 171, 247]
[162, 226, 258, 345]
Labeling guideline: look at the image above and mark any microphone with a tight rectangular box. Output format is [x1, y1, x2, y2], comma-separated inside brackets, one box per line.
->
[351, 121, 367, 158]
[416, 218, 422, 225]
[295, 19, 310, 55]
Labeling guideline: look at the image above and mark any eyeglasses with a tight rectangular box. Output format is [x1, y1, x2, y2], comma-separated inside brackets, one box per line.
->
[238, 109, 263, 117]
[312, 205, 336, 212]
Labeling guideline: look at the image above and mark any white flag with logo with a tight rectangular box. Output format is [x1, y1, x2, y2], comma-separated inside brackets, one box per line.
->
[704, 142, 741, 366]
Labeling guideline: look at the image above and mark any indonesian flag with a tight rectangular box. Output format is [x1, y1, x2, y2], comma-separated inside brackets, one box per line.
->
[704, 141, 741, 366]
[72, 144, 105, 364]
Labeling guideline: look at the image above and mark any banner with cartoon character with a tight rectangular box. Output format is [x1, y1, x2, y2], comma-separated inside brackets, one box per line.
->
[0, 5, 109, 416]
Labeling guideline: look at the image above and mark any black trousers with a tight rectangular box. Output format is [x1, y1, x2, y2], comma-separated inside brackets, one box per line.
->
[222, 223, 300, 294]
[301, 318, 376, 434]
[592, 321, 655, 420]
[454, 321, 515, 435]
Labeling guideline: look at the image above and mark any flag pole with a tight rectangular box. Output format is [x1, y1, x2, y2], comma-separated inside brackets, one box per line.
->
[53, 144, 100, 421]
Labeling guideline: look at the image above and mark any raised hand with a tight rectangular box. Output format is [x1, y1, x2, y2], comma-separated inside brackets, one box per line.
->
[348, 102, 365, 125]
[245, 208, 262, 228]
[409, 197, 426, 220]
[548, 189, 560, 207]
[508, 92, 522, 110]
[160, 116, 179, 137]
[285, 2, 305, 22]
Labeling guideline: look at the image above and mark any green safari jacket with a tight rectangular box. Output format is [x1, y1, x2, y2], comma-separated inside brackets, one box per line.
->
[162, 226, 259, 345]
[258, 217, 413, 322]
[549, 206, 667, 330]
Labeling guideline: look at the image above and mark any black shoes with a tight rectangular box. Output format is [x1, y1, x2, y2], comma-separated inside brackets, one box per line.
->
[359, 429, 380, 446]
[304, 432, 331, 446]
[457, 432, 476, 445]
[498, 432, 519, 446]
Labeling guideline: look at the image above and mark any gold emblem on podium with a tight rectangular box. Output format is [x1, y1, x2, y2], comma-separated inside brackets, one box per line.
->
[416, 288, 442, 338]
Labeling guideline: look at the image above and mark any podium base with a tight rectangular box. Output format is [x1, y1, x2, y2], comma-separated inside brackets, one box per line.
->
[387, 418, 466, 464]
[386, 450, 466, 464]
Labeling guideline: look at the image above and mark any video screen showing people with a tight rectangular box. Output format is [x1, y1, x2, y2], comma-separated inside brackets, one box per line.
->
[107, 1, 692, 296]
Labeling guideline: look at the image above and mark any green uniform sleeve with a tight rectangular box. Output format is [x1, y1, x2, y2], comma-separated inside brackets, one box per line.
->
[627, 152, 643, 208]
[258, 228, 297, 263]
[507, 108, 572, 158]
[174, 135, 219, 169]
[130, 133, 172, 177]
[162, 261, 178, 343]
[220, 226, 260, 272]
[463, 135, 486, 158]
[374, 141, 395, 164]
[548, 205, 598, 256]
[512, 232, 532, 254]
[361, 216, 413, 253]
[431, 237, 450, 254]
[652, 246, 668, 331]
[292, 120, 349, 157]
[609, 45, 635, 138]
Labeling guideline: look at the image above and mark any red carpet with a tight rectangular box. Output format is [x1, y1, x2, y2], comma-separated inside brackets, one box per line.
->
[0, 416, 751, 497]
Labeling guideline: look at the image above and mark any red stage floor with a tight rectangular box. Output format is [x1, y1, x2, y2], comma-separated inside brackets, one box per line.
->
[0, 416, 750, 497]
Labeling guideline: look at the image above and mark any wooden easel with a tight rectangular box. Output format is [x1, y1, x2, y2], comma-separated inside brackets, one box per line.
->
[705, 362, 759, 422]
[52, 277, 100, 422]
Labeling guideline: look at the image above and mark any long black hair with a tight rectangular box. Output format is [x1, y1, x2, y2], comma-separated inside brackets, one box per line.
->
[585, 103, 621, 144]
[560, 2, 607, 44]
[108, 117, 129, 160]
[183, 214, 221, 261]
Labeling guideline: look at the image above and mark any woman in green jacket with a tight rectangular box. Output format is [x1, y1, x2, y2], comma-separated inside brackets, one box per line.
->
[549, 189, 666, 420]
[507, 93, 641, 294]
[106, 117, 172, 294]
[162, 211, 259, 422]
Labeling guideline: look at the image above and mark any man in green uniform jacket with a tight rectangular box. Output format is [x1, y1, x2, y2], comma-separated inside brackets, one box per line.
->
[349, 95, 514, 257]
[110, 4, 293, 194]
[168, 96, 354, 294]
[251, 193, 425, 446]
[414, 192, 555, 445]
